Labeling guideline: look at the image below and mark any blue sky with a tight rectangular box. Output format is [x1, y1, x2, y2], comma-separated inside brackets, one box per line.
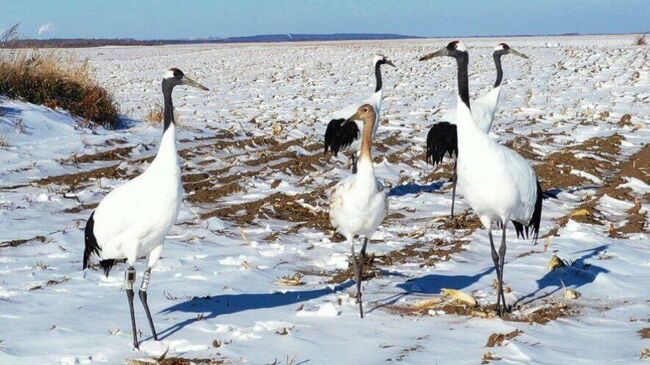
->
[1, 0, 648, 39]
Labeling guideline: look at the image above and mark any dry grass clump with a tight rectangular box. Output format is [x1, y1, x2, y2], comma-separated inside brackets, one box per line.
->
[145, 104, 164, 124]
[0, 24, 119, 128]
[145, 104, 181, 125]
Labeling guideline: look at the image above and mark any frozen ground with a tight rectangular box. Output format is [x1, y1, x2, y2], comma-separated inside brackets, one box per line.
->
[0, 35, 649, 364]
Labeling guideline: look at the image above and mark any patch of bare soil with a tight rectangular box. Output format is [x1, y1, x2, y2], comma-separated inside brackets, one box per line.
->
[37, 162, 139, 189]
[326, 239, 465, 284]
[505, 136, 539, 160]
[378, 238, 465, 267]
[62, 202, 98, 214]
[544, 144, 650, 237]
[639, 328, 650, 339]
[188, 182, 243, 204]
[536, 134, 623, 189]
[0, 235, 47, 248]
[29, 276, 70, 291]
[200, 185, 329, 225]
[328, 253, 378, 284]
[128, 357, 226, 365]
[66, 146, 134, 164]
[619, 200, 648, 234]
[486, 329, 523, 347]
[440, 211, 483, 231]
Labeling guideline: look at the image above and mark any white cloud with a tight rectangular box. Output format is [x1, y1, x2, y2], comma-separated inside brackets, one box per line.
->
[37, 22, 56, 36]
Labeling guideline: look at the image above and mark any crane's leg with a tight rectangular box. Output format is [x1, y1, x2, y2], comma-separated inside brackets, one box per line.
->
[497, 225, 508, 316]
[488, 229, 502, 314]
[350, 243, 364, 318]
[450, 159, 458, 219]
[138, 246, 162, 342]
[139, 268, 158, 341]
[351, 153, 358, 174]
[360, 237, 368, 262]
[125, 266, 139, 349]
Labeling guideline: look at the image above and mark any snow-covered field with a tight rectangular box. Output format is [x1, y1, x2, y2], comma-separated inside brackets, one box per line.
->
[1, 35, 649, 364]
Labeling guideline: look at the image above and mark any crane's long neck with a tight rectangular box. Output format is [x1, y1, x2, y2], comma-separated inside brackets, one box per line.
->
[358, 114, 376, 173]
[154, 81, 179, 172]
[374, 62, 383, 92]
[493, 51, 504, 88]
[163, 82, 174, 133]
[456, 53, 470, 110]
[454, 52, 490, 152]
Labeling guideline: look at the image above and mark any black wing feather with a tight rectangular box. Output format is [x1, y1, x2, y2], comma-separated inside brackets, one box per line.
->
[425, 122, 458, 165]
[324, 118, 360, 156]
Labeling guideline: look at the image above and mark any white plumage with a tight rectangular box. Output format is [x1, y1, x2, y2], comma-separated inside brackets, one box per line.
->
[83, 67, 208, 348]
[420, 41, 542, 316]
[92, 125, 181, 265]
[423, 42, 528, 217]
[329, 104, 388, 318]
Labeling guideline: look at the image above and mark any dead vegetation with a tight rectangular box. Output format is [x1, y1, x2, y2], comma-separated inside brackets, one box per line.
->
[486, 330, 523, 347]
[385, 297, 575, 325]
[0, 24, 119, 128]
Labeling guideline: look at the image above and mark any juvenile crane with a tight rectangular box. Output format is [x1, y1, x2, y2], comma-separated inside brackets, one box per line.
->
[419, 41, 542, 315]
[423, 43, 528, 217]
[324, 55, 395, 173]
[329, 104, 388, 318]
[83, 68, 208, 348]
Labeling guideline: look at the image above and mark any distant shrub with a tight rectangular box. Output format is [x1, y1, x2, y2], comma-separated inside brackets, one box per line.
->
[0, 24, 120, 128]
[636, 34, 647, 46]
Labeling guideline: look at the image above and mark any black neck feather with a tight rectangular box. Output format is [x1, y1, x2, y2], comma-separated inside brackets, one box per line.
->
[455, 52, 470, 109]
[374, 61, 383, 92]
[162, 81, 174, 133]
[493, 50, 506, 88]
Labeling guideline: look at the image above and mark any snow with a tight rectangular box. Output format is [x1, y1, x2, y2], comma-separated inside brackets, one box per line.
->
[0, 34, 649, 364]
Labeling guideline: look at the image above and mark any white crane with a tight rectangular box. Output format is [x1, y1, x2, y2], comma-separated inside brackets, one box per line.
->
[419, 41, 542, 316]
[83, 68, 208, 348]
[423, 43, 528, 218]
[329, 104, 388, 318]
[324, 54, 395, 173]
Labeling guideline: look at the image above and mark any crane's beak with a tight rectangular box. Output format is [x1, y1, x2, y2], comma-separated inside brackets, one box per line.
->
[418, 48, 449, 61]
[507, 48, 529, 59]
[181, 76, 210, 91]
[385, 59, 396, 67]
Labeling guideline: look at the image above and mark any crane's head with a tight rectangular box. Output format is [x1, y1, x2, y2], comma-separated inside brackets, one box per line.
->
[418, 40, 467, 61]
[344, 104, 376, 126]
[494, 43, 528, 59]
[374, 54, 396, 68]
[163, 68, 209, 91]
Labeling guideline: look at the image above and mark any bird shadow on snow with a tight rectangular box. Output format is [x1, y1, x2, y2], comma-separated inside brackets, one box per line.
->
[515, 244, 610, 306]
[388, 181, 445, 197]
[370, 244, 610, 313]
[157, 281, 354, 340]
[368, 266, 496, 313]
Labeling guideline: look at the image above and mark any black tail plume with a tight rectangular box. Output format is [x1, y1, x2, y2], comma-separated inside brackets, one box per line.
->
[425, 122, 457, 166]
[512, 180, 543, 243]
[83, 211, 115, 277]
[83, 212, 99, 270]
[324, 118, 359, 156]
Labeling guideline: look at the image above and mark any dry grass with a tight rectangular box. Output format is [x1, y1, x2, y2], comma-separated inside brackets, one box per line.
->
[145, 104, 164, 124]
[145, 104, 181, 125]
[0, 24, 119, 128]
